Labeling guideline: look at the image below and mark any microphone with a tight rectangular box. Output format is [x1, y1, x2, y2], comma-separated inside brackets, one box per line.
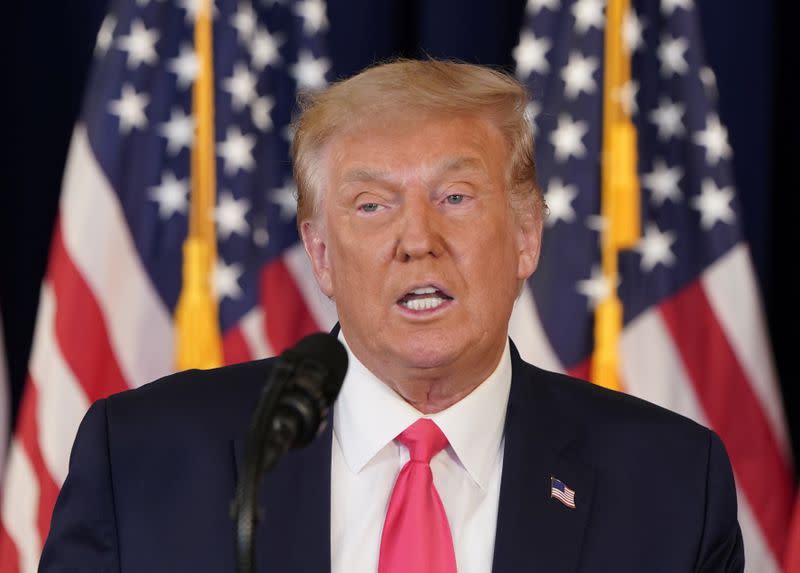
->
[232, 332, 348, 573]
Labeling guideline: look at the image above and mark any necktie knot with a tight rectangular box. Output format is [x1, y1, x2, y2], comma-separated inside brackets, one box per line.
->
[397, 418, 448, 463]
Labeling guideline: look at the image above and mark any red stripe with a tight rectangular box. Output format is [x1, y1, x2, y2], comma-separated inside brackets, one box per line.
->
[260, 259, 320, 354]
[659, 280, 794, 558]
[48, 220, 128, 401]
[16, 381, 61, 552]
[785, 494, 800, 573]
[0, 522, 20, 573]
[223, 325, 253, 365]
[567, 357, 591, 381]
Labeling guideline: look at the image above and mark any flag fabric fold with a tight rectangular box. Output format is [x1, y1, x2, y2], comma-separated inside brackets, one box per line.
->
[509, 0, 794, 570]
[0, 0, 336, 569]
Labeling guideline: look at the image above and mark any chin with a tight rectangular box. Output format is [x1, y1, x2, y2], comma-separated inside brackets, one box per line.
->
[392, 332, 465, 370]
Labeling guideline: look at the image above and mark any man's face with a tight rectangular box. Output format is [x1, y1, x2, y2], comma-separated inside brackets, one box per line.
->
[301, 113, 541, 388]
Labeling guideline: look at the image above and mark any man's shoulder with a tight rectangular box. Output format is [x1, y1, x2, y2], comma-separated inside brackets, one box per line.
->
[514, 357, 714, 454]
[101, 357, 278, 439]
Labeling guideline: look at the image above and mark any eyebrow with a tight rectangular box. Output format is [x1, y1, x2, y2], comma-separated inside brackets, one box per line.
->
[340, 156, 485, 185]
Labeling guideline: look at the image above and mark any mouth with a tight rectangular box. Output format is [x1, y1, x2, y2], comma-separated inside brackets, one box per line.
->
[396, 285, 454, 312]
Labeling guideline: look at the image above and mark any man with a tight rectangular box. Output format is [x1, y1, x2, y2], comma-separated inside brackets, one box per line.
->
[40, 60, 743, 572]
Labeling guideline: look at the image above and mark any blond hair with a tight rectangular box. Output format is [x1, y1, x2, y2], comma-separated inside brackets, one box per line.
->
[291, 59, 542, 223]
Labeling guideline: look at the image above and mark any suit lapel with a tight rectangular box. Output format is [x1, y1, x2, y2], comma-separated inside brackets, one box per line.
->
[492, 345, 595, 573]
[233, 416, 333, 573]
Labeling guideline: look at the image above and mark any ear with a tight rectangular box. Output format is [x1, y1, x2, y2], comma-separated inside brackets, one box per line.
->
[300, 218, 334, 298]
[515, 208, 543, 281]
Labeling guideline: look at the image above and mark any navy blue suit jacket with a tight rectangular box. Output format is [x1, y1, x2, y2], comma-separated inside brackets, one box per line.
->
[40, 343, 744, 572]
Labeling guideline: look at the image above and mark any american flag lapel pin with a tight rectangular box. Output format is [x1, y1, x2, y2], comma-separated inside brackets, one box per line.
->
[550, 476, 576, 509]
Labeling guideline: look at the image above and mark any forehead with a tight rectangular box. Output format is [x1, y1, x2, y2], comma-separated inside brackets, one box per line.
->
[322, 112, 509, 185]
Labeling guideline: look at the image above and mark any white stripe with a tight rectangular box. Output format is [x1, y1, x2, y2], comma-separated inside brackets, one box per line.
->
[509, 283, 564, 372]
[622, 308, 781, 571]
[621, 308, 706, 422]
[1, 440, 41, 573]
[701, 244, 790, 458]
[239, 307, 274, 359]
[29, 283, 90, 487]
[60, 125, 174, 388]
[284, 243, 338, 330]
[738, 487, 781, 573]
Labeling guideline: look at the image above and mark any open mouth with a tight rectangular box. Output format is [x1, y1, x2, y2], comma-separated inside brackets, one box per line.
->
[397, 286, 454, 311]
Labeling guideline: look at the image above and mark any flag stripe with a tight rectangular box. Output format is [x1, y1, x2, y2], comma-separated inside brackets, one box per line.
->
[509, 284, 564, 372]
[48, 227, 128, 403]
[240, 307, 273, 359]
[659, 281, 793, 558]
[0, 440, 40, 573]
[283, 244, 338, 332]
[223, 325, 254, 365]
[738, 488, 782, 573]
[701, 244, 790, 455]
[0, 521, 20, 572]
[261, 259, 320, 354]
[28, 283, 90, 486]
[60, 126, 173, 388]
[16, 384, 60, 547]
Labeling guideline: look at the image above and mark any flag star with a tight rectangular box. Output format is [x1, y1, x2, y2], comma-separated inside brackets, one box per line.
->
[613, 79, 638, 116]
[179, 0, 206, 22]
[253, 226, 270, 247]
[217, 127, 256, 174]
[642, 159, 684, 206]
[524, 100, 541, 136]
[290, 51, 330, 91]
[526, 0, 560, 14]
[544, 178, 578, 226]
[550, 114, 589, 162]
[693, 114, 732, 165]
[572, 0, 605, 35]
[168, 44, 200, 89]
[214, 259, 244, 300]
[116, 19, 159, 68]
[108, 84, 149, 134]
[622, 7, 644, 54]
[231, 2, 257, 44]
[561, 51, 599, 99]
[661, 0, 693, 16]
[576, 266, 614, 309]
[294, 0, 328, 33]
[251, 96, 275, 131]
[699, 66, 718, 96]
[282, 123, 296, 144]
[95, 15, 116, 57]
[636, 223, 677, 271]
[223, 63, 258, 110]
[148, 172, 188, 218]
[272, 180, 298, 220]
[649, 97, 686, 141]
[691, 179, 736, 229]
[513, 31, 552, 78]
[215, 192, 250, 239]
[159, 108, 194, 155]
[250, 27, 284, 70]
[658, 35, 689, 77]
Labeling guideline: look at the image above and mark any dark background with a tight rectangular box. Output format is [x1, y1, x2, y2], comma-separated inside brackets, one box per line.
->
[1, 1, 797, 471]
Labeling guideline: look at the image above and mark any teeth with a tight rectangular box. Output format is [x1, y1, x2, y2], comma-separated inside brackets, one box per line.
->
[411, 287, 438, 295]
[401, 297, 445, 311]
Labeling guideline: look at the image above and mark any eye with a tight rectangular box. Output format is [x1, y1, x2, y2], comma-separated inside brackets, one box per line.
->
[358, 202, 381, 213]
[446, 194, 465, 205]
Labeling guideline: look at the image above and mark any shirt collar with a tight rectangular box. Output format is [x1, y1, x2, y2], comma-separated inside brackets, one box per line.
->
[333, 334, 512, 490]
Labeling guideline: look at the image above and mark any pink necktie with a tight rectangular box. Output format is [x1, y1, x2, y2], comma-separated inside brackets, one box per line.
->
[378, 419, 457, 573]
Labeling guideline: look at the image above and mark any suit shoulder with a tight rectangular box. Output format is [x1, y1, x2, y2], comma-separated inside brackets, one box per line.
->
[103, 358, 277, 438]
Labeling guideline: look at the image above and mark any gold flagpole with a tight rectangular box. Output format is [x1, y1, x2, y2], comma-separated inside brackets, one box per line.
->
[174, 0, 223, 370]
[592, 0, 640, 390]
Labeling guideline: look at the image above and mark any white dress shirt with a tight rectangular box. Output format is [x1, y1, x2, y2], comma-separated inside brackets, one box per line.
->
[331, 335, 512, 573]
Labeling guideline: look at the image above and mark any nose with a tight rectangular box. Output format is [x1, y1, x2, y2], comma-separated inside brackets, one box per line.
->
[394, 194, 444, 262]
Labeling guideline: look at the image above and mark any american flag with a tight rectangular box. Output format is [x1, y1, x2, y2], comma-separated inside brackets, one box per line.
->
[550, 477, 577, 509]
[0, 0, 336, 570]
[510, 0, 794, 570]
